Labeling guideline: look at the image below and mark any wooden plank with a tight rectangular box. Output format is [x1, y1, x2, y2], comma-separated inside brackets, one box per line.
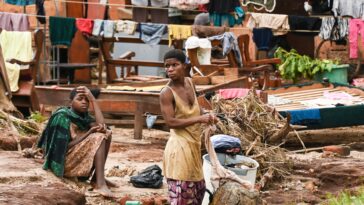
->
[266, 83, 328, 94]
[35, 86, 161, 106]
[273, 88, 336, 97]
[109, 59, 164, 67]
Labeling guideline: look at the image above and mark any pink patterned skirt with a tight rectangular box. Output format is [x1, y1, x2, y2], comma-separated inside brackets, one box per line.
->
[167, 178, 206, 205]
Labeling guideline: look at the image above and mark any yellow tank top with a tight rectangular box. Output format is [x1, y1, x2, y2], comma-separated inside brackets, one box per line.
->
[162, 78, 204, 181]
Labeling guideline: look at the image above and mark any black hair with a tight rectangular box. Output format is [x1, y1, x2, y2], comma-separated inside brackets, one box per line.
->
[69, 87, 101, 100]
[163, 49, 186, 64]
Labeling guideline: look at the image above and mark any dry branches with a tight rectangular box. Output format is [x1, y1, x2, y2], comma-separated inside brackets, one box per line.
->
[207, 88, 294, 190]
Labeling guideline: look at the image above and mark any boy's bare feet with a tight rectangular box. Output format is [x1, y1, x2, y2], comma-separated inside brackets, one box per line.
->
[91, 178, 119, 188]
[93, 185, 117, 198]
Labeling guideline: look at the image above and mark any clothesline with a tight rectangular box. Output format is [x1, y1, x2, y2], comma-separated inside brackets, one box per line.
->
[0, 11, 323, 34]
[53, 0, 174, 10]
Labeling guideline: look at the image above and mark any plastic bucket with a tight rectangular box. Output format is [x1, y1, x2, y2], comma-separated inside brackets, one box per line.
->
[202, 153, 259, 192]
[314, 64, 349, 84]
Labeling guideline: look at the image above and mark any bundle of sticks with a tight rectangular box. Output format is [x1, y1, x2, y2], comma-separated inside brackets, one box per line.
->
[207, 88, 294, 190]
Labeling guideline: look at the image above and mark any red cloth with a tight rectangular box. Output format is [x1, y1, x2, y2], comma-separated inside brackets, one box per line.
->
[76, 18, 94, 36]
[218, 88, 261, 99]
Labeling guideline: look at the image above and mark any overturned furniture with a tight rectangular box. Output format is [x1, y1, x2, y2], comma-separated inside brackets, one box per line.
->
[99, 36, 183, 84]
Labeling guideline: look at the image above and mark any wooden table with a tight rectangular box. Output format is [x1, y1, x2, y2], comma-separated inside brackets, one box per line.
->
[35, 77, 249, 139]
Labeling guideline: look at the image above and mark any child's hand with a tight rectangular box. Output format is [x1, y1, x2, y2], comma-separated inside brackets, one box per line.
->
[199, 114, 217, 124]
[76, 86, 95, 101]
[95, 123, 107, 133]
[88, 125, 100, 134]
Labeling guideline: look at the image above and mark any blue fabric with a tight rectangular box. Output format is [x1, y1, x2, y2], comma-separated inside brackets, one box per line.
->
[139, 23, 167, 45]
[234, 6, 245, 25]
[209, 7, 244, 27]
[253, 28, 273, 51]
[287, 108, 321, 125]
[211, 134, 241, 150]
[5, 0, 34, 5]
[208, 32, 242, 67]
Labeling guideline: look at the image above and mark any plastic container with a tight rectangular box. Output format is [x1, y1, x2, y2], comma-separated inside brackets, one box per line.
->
[125, 201, 141, 205]
[314, 64, 349, 84]
[202, 153, 259, 192]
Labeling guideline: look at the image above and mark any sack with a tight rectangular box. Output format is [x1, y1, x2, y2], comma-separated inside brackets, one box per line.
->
[130, 165, 163, 188]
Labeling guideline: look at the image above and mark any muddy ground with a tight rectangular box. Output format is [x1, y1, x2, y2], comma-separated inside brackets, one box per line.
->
[1, 128, 364, 204]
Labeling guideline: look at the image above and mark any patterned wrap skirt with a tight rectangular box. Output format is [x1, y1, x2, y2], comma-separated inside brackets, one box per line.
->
[167, 178, 206, 205]
[64, 133, 106, 177]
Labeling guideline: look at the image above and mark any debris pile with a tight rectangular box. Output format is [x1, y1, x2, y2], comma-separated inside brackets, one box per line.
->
[0, 110, 43, 151]
[208, 89, 294, 190]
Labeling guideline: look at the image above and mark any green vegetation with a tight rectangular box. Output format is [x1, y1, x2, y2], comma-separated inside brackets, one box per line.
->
[274, 47, 339, 83]
[324, 188, 364, 205]
[29, 111, 47, 123]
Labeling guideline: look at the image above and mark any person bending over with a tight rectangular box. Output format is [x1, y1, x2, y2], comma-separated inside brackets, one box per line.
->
[38, 86, 117, 197]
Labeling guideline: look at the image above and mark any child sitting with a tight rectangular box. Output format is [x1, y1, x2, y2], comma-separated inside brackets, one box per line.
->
[38, 86, 116, 197]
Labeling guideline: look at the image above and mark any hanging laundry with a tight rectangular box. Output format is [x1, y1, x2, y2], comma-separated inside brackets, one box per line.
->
[208, 0, 242, 27]
[185, 36, 212, 65]
[150, 0, 169, 7]
[288, 15, 322, 30]
[170, 0, 208, 10]
[210, 8, 244, 27]
[132, 0, 168, 7]
[0, 13, 12, 31]
[192, 25, 228, 38]
[208, 0, 240, 14]
[332, 0, 364, 19]
[76, 18, 94, 36]
[349, 19, 364, 59]
[247, 13, 290, 35]
[0, 12, 29, 31]
[138, 23, 167, 45]
[103, 20, 115, 38]
[49, 16, 77, 46]
[168, 24, 192, 46]
[116, 20, 137, 35]
[5, 0, 34, 5]
[0, 30, 33, 92]
[241, 0, 276, 12]
[36, 0, 46, 24]
[10, 13, 29, 31]
[92, 19, 104, 36]
[319, 17, 348, 41]
[208, 32, 242, 67]
[252, 28, 273, 51]
[311, 0, 333, 14]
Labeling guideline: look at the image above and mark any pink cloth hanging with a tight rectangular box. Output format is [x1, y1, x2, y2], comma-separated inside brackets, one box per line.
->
[349, 19, 364, 59]
[218, 88, 261, 99]
[76, 18, 94, 36]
